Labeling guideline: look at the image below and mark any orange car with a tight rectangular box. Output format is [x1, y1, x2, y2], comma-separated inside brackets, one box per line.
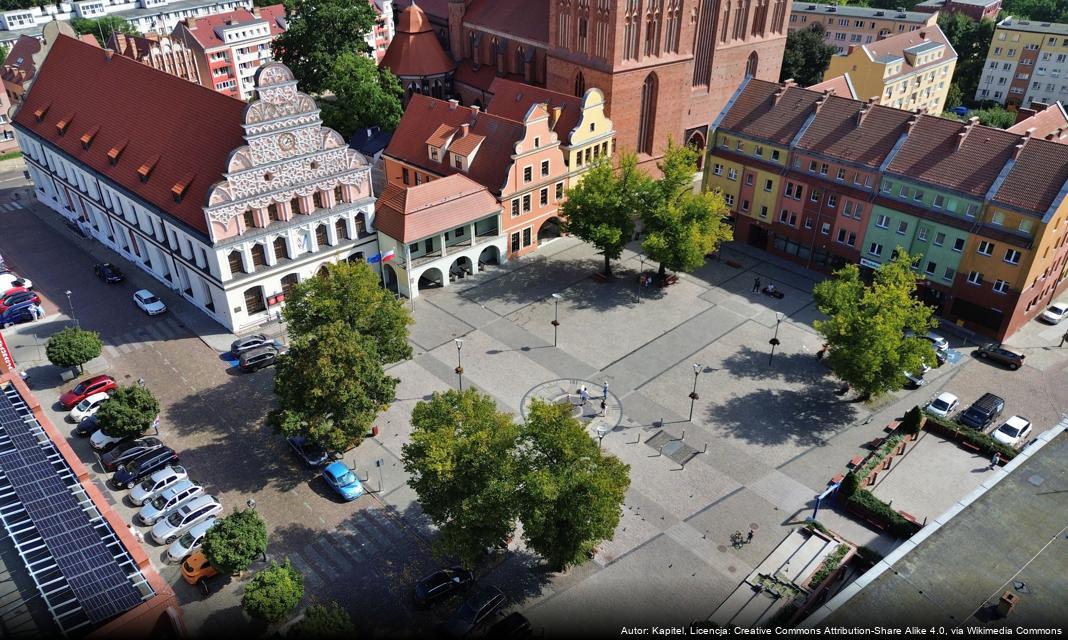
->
[180, 550, 218, 585]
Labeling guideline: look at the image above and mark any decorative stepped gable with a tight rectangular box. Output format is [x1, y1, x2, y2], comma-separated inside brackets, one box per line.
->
[204, 64, 371, 241]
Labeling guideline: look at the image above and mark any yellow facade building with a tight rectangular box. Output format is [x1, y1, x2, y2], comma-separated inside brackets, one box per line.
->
[825, 24, 957, 114]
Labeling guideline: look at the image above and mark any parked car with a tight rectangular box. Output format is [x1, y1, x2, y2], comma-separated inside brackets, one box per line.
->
[957, 393, 1006, 431]
[68, 391, 110, 423]
[165, 518, 218, 563]
[133, 289, 167, 315]
[322, 462, 364, 501]
[1040, 302, 1068, 324]
[0, 290, 40, 312]
[925, 392, 959, 418]
[487, 612, 533, 639]
[443, 586, 506, 637]
[1, 285, 28, 298]
[0, 273, 31, 291]
[903, 362, 931, 388]
[75, 415, 102, 437]
[100, 437, 165, 471]
[180, 550, 218, 585]
[151, 495, 223, 544]
[975, 344, 1025, 370]
[239, 345, 279, 372]
[93, 262, 125, 283]
[924, 332, 949, 353]
[59, 374, 117, 409]
[230, 334, 271, 354]
[414, 566, 475, 606]
[287, 436, 329, 468]
[992, 415, 1032, 448]
[113, 446, 179, 489]
[137, 480, 203, 525]
[91, 426, 135, 452]
[0, 305, 35, 327]
[129, 465, 189, 506]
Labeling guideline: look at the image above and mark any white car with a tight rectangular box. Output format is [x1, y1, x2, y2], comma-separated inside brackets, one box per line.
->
[925, 332, 949, 352]
[68, 392, 109, 423]
[137, 480, 203, 526]
[133, 289, 167, 316]
[164, 517, 218, 563]
[1040, 302, 1068, 324]
[151, 495, 222, 545]
[0, 272, 32, 290]
[992, 415, 1032, 448]
[129, 465, 188, 506]
[926, 392, 959, 418]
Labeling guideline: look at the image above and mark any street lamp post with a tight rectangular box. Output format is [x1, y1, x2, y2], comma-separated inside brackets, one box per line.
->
[551, 293, 562, 347]
[688, 363, 702, 422]
[596, 425, 608, 449]
[454, 338, 464, 390]
[637, 254, 646, 302]
[64, 290, 78, 328]
[768, 312, 785, 365]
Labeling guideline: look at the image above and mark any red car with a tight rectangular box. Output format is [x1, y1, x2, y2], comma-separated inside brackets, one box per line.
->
[0, 291, 40, 312]
[59, 375, 117, 410]
[2, 286, 28, 298]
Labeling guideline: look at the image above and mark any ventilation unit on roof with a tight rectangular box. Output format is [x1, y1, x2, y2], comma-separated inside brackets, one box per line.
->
[33, 101, 50, 123]
[137, 155, 160, 183]
[80, 125, 99, 150]
[171, 174, 194, 203]
[55, 113, 74, 136]
[107, 140, 128, 166]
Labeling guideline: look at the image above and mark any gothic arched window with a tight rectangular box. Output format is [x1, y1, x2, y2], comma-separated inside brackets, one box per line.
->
[637, 73, 658, 155]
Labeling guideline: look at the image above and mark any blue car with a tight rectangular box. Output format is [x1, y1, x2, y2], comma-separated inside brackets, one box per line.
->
[322, 462, 364, 501]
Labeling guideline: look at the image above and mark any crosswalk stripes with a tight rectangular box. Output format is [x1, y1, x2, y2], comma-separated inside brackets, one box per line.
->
[299, 539, 343, 580]
[1, 202, 23, 211]
[287, 554, 324, 589]
[100, 317, 187, 358]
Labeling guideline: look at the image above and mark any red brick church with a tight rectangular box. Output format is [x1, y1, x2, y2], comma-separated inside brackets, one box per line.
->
[384, 0, 789, 166]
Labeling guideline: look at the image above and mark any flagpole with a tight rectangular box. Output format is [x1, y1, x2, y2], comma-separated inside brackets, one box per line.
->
[405, 244, 414, 312]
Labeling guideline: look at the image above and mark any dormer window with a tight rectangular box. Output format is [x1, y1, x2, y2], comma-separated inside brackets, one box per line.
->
[429, 147, 440, 162]
[453, 156, 463, 170]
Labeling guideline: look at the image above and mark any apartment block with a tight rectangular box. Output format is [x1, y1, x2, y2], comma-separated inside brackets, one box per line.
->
[789, 3, 937, 54]
[825, 25, 956, 114]
[705, 78, 1068, 341]
[976, 18, 1068, 109]
[914, 0, 1001, 22]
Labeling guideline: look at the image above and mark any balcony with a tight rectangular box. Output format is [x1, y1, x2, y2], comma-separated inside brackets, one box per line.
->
[408, 228, 499, 269]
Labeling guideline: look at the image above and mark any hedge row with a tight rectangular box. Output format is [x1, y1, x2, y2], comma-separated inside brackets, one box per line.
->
[808, 543, 851, 589]
[846, 489, 918, 538]
[923, 414, 1017, 460]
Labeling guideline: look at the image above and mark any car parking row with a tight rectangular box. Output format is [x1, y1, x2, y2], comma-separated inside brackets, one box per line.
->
[924, 389, 1033, 448]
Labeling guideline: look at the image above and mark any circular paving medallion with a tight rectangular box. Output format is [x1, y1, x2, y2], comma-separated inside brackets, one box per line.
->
[520, 379, 623, 434]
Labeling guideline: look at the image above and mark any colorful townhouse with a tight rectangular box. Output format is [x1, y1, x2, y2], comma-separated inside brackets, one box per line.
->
[975, 18, 1068, 109]
[706, 78, 1068, 341]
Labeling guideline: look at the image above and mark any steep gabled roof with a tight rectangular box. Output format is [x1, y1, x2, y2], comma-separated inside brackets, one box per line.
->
[796, 96, 915, 167]
[718, 80, 823, 146]
[994, 139, 1068, 215]
[375, 174, 500, 243]
[1, 35, 40, 86]
[14, 35, 247, 236]
[487, 78, 583, 145]
[1008, 102, 1068, 144]
[379, 1, 455, 78]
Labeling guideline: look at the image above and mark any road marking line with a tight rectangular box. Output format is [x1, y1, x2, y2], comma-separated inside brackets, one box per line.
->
[142, 324, 167, 343]
[287, 555, 324, 588]
[313, 536, 357, 571]
[116, 341, 136, 354]
[103, 345, 121, 359]
[300, 540, 341, 579]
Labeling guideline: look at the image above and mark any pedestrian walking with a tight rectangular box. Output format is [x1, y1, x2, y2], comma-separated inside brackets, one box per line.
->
[990, 452, 1001, 469]
[746, 529, 754, 544]
[602, 381, 609, 399]
[127, 524, 144, 543]
[600, 399, 607, 417]
[579, 386, 589, 406]
[752, 277, 761, 293]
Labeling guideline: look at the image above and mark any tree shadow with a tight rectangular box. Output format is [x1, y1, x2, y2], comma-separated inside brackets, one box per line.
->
[720, 345, 834, 385]
[705, 386, 859, 449]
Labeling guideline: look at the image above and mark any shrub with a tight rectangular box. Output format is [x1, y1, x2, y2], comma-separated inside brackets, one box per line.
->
[242, 560, 304, 623]
[901, 405, 924, 434]
[289, 602, 354, 638]
[808, 543, 850, 589]
[840, 471, 860, 498]
[924, 414, 1017, 460]
[95, 386, 159, 439]
[805, 519, 829, 534]
[847, 490, 917, 538]
[202, 509, 267, 575]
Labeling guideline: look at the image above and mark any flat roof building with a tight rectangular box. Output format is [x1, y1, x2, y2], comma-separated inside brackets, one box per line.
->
[789, 3, 938, 54]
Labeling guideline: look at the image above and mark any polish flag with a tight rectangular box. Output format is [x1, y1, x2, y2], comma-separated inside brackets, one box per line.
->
[381, 250, 396, 262]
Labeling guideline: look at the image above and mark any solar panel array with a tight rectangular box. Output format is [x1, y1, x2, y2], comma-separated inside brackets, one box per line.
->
[0, 390, 144, 624]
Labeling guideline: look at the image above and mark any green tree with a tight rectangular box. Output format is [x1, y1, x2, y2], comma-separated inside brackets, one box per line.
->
[780, 23, 836, 86]
[1002, 0, 1068, 22]
[401, 389, 521, 566]
[938, 14, 995, 108]
[45, 327, 102, 372]
[289, 602, 354, 639]
[95, 386, 159, 439]
[561, 154, 656, 277]
[517, 400, 630, 571]
[272, 321, 397, 452]
[642, 142, 733, 280]
[0, 44, 10, 65]
[272, 0, 377, 94]
[283, 260, 412, 364]
[202, 509, 268, 575]
[319, 52, 404, 136]
[971, 105, 1018, 129]
[69, 16, 139, 47]
[242, 560, 304, 623]
[944, 82, 964, 110]
[901, 405, 924, 435]
[813, 250, 938, 399]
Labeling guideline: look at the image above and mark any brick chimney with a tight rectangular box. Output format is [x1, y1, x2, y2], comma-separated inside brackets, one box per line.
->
[905, 113, 920, 136]
[772, 85, 787, 105]
[459, 123, 470, 137]
[955, 116, 979, 150]
[251, 5, 260, 17]
[113, 32, 128, 55]
[104, 48, 114, 61]
[813, 91, 830, 114]
[856, 99, 874, 126]
[1012, 130, 1031, 160]
[448, 98, 459, 110]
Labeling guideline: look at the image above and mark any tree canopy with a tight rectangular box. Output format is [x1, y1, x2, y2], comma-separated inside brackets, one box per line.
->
[319, 52, 404, 137]
[282, 260, 412, 364]
[69, 16, 139, 47]
[272, 320, 397, 452]
[971, 105, 1017, 129]
[561, 154, 656, 277]
[780, 23, 836, 86]
[242, 560, 304, 623]
[272, 0, 378, 94]
[46, 327, 102, 371]
[402, 389, 521, 566]
[1001, 0, 1068, 22]
[95, 386, 159, 439]
[202, 509, 268, 575]
[289, 602, 354, 639]
[813, 250, 938, 398]
[938, 13, 995, 109]
[517, 400, 630, 571]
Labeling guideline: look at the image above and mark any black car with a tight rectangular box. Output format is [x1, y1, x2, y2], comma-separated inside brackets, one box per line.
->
[239, 345, 279, 372]
[94, 262, 125, 283]
[287, 436, 330, 468]
[101, 437, 165, 472]
[414, 566, 475, 606]
[975, 344, 1025, 370]
[75, 415, 102, 437]
[958, 393, 1006, 431]
[112, 447, 178, 489]
[443, 586, 506, 637]
[487, 612, 532, 639]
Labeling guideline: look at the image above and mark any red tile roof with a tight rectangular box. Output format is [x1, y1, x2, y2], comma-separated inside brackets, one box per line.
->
[857, 24, 956, 81]
[463, 0, 549, 45]
[14, 35, 247, 236]
[796, 95, 915, 168]
[379, 1, 455, 78]
[375, 174, 499, 243]
[994, 138, 1068, 214]
[808, 73, 857, 99]
[1008, 102, 1068, 144]
[454, 63, 526, 94]
[448, 131, 485, 156]
[385, 93, 525, 195]
[393, 0, 449, 21]
[486, 78, 583, 145]
[179, 4, 286, 50]
[1, 35, 40, 87]
[718, 81, 823, 145]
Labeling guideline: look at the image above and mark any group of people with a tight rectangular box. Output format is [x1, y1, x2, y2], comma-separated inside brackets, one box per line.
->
[576, 382, 610, 417]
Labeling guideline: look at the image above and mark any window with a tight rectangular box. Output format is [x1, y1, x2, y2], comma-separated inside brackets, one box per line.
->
[741, 198, 749, 211]
[335, 219, 349, 241]
[868, 242, 883, 257]
[541, 160, 550, 177]
[875, 214, 889, 229]
[312, 191, 324, 209]
[290, 197, 302, 215]
[836, 168, 846, 181]
[804, 217, 813, 230]
[772, 150, 781, 161]
[977, 240, 994, 256]
[918, 227, 928, 242]
[637, 74, 658, 154]
[821, 222, 831, 235]
[242, 210, 255, 229]
[764, 179, 773, 192]
[897, 221, 908, 235]
[556, 182, 564, 199]
[913, 189, 924, 202]
[540, 188, 548, 206]
[933, 232, 945, 247]
[315, 224, 329, 247]
[512, 199, 520, 217]
[899, 184, 911, 199]
[819, 163, 829, 175]
[1019, 219, 1033, 234]
[736, 140, 744, 151]
[273, 236, 289, 260]
[993, 279, 1010, 294]
[990, 211, 1005, 226]
[933, 195, 945, 208]
[943, 267, 955, 282]
[1004, 249, 1021, 264]
[250, 244, 267, 268]
[523, 166, 532, 182]
[244, 286, 266, 315]
[728, 168, 738, 181]
[808, 160, 818, 173]
[511, 232, 520, 253]
[523, 228, 532, 247]
[760, 206, 768, 218]
[967, 271, 984, 285]
[810, 190, 821, 203]
[953, 238, 965, 252]
[745, 173, 754, 186]
[827, 194, 837, 208]
[925, 261, 936, 275]
[523, 194, 531, 212]
[966, 203, 979, 217]
[725, 193, 736, 206]
[755, 146, 764, 157]
[713, 163, 723, 176]
[228, 251, 245, 275]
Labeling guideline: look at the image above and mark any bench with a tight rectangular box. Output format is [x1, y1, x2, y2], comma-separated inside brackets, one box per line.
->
[867, 471, 878, 486]
[830, 473, 845, 485]
[868, 437, 883, 450]
[896, 442, 906, 455]
[960, 440, 981, 453]
[661, 274, 679, 287]
[882, 457, 892, 471]
[848, 455, 863, 468]
[884, 420, 901, 433]
[899, 510, 920, 525]
[866, 517, 888, 531]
